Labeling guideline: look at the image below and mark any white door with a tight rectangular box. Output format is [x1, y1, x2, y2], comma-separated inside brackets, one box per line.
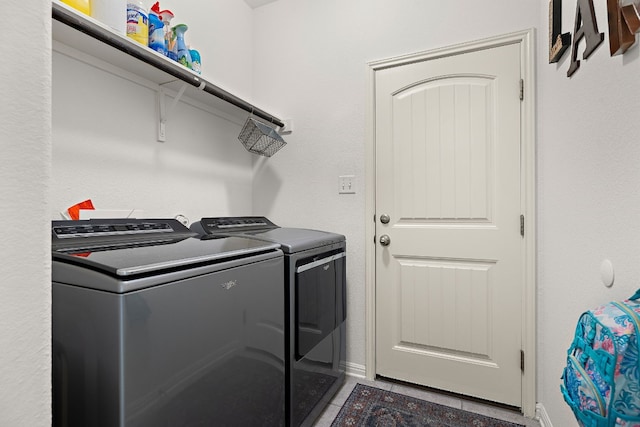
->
[375, 42, 523, 407]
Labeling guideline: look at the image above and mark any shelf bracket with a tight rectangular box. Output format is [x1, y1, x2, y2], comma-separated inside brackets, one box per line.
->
[157, 83, 187, 142]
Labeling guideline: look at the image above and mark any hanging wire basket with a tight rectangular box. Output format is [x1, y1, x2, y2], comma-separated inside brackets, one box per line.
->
[238, 117, 287, 157]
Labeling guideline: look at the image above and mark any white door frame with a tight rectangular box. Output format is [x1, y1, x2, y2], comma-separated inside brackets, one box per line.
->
[364, 28, 536, 418]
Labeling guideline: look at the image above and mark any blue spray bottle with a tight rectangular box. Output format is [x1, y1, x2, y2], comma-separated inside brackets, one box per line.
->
[189, 48, 201, 74]
[148, 13, 165, 55]
[173, 24, 193, 70]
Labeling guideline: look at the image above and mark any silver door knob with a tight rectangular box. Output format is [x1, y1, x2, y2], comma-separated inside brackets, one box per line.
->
[380, 214, 390, 224]
[379, 235, 391, 246]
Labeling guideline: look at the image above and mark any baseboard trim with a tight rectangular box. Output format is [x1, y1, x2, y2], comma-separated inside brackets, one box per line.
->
[536, 403, 553, 427]
[345, 361, 366, 378]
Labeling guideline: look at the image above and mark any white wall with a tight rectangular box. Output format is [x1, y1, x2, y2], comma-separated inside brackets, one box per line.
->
[536, 1, 640, 425]
[52, 53, 254, 221]
[7, 1, 640, 425]
[0, 0, 52, 425]
[160, 0, 255, 101]
[252, 1, 640, 426]
[52, 0, 257, 222]
[251, 0, 540, 381]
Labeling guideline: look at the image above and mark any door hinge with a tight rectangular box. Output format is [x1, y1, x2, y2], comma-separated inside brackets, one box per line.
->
[520, 214, 525, 237]
[519, 79, 524, 101]
[520, 350, 525, 373]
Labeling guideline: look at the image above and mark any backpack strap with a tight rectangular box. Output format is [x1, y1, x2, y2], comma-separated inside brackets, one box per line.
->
[570, 314, 597, 351]
[569, 312, 615, 378]
[613, 301, 640, 330]
[561, 385, 608, 427]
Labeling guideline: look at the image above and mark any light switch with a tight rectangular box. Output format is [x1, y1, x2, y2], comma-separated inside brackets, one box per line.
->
[339, 175, 356, 194]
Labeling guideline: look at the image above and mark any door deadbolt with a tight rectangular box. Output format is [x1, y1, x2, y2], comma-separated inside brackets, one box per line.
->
[379, 235, 391, 246]
[380, 214, 390, 224]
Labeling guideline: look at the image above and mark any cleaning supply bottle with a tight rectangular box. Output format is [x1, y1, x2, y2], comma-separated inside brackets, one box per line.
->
[173, 24, 193, 69]
[61, 0, 91, 16]
[126, 1, 148, 46]
[148, 12, 165, 54]
[152, 2, 176, 61]
[91, 0, 126, 34]
[189, 48, 201, 74]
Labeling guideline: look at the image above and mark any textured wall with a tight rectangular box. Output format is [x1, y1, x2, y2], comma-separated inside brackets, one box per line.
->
[52, 0, 257, 222]
[10, 1, 640, 425]
[250, 0, 540, 384]
[536, 1, 640, 425]
[0, 0, 52, 425]
[252, 1, 640, 426]
[52, 53, 254, 222]
[162, 0, 255, 102]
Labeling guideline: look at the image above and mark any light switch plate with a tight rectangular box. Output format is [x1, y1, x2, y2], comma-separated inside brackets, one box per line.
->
[339, 175, 356, 194]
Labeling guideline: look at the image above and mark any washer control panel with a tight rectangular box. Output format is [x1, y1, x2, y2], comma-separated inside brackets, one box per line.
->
[53, 222, 174, 239]
[51, 219, 196, 253]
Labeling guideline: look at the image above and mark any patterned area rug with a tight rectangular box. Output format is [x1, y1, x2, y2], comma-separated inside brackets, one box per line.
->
[331, 384, 524, 427]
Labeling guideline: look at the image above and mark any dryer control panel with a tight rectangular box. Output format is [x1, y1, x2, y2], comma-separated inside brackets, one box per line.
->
[193, 216, 277, 234]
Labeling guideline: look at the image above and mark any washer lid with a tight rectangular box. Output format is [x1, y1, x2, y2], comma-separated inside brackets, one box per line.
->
[237, 228, 345, 253]
[53, 235, 281, 277]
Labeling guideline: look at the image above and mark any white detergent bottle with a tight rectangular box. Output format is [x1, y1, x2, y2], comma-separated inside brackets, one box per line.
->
[92, 0, 126, 34]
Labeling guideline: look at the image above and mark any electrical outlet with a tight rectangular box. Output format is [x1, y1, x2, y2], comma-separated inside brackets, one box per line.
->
[339, 175, 356, 194]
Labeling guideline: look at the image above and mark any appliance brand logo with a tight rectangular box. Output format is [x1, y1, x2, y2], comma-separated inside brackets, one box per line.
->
[220, 280, 237, 290]
[323, 264, 330, 271]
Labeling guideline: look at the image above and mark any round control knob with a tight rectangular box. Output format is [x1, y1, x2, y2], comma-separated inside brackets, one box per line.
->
[379, 235, 391, 246]
[380, 214, 390, 224]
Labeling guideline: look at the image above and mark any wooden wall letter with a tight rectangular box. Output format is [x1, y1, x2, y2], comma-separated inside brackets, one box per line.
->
[622, 3, 640, 33]
[607, 0, 637, 55]
[568, 0, 605, 77]
[550, 0, 572, 63]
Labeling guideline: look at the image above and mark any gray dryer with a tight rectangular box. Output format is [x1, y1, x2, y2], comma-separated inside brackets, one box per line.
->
[191, 217, 346, 427]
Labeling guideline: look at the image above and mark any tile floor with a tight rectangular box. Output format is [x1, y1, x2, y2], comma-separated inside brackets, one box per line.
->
[312, 376, 541, 427]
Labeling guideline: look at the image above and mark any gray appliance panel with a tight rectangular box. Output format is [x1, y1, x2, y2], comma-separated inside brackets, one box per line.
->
[220, 228, 345, 254]
[286, 241, 347, 359]
[52, 218, 195, 251]
[190, 217, 347, 426]
[190, 217, 345, 254]
[53, 249, 283, 294]
[53, 236, 280, 279]
[282, 240, 347, 426]
[53, 255, 285, 427]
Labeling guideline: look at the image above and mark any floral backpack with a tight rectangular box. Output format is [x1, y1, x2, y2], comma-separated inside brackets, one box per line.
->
[561, 291, 640, 427]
